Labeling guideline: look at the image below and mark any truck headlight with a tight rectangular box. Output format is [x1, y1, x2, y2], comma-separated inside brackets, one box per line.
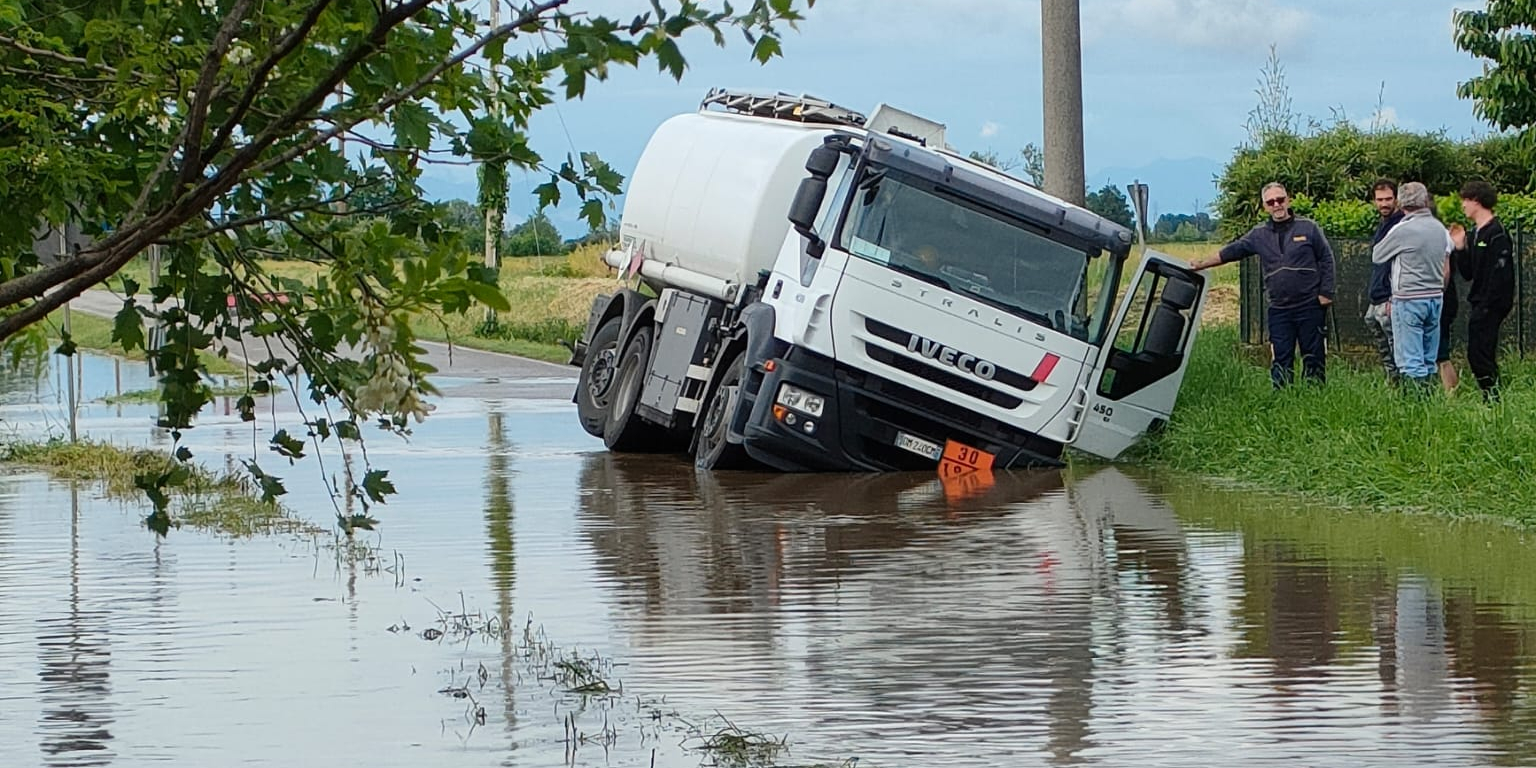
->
[775, 383, 825, 417]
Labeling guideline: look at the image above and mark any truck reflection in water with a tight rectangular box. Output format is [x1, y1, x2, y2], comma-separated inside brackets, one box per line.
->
[575, 456, 1191, 764]
[572, 455, 1536, 766]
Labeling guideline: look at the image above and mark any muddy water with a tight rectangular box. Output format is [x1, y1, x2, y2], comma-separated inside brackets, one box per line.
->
[2, 356, 1535, 766]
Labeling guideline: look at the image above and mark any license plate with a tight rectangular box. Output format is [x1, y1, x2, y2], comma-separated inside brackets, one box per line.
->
[894, 431, 943, 461]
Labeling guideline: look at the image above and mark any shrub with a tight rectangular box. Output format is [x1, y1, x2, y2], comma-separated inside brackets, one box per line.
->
[1216, 124, 1536, 237]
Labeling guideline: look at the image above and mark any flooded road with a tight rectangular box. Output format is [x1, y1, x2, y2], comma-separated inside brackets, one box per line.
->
[2, 354, 1536, 766]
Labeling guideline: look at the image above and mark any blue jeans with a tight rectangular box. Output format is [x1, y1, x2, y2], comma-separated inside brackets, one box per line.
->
[1268, 303, 1326, 387]
[1390, 297, 1442, 380]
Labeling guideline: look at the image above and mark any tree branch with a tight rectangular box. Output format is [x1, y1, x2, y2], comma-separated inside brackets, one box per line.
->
[177, 0, 257, 192]
[251, 0, 568, 178]
[203, 0, 337, 170]
[0, 225, 166, 341]
[0, 34, 120, 76]
[164, 185, 400, 244]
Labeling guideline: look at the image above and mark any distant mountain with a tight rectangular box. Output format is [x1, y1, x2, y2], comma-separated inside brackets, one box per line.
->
[1086, 156, 1224, 220]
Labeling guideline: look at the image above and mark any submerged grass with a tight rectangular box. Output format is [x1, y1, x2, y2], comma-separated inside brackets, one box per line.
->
[101, 381, 276, 405]
[1, 438, 324, 538]
[1134, 324, 1536, 525]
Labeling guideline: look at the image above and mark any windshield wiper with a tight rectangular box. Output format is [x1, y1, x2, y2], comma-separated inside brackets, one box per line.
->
[956, 286, 1054, 328]
[887, 262, 951, 290]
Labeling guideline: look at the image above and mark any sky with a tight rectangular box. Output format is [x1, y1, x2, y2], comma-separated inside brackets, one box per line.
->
[419, 0, 1495, 237]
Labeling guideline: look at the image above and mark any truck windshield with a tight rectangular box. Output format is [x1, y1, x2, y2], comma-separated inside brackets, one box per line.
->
[838, 169, 1100, 341]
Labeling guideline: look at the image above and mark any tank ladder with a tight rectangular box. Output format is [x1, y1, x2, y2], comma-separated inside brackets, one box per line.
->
[699, 87, 866, 127]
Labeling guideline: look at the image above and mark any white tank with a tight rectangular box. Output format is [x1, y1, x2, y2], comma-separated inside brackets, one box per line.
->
[618, 111, 835, 288]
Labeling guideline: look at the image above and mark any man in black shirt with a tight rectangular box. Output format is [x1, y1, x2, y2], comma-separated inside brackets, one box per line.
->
[1192, 182, 1336, 387]
[1450, 181, 1516, 401]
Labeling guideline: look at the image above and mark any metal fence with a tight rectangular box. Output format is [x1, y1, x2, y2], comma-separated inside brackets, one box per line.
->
[1239, 228, 1536, 358]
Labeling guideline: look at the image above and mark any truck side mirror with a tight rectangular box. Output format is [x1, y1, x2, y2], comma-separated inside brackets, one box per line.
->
[787, 178, 828, 259]
[804, 144, 841, 177]
[787, 141, 846, 260]
[788, 177, 827, 233]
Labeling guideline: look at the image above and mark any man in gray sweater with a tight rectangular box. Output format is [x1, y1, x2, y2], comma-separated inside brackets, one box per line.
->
[1372, 182, 1450, 387]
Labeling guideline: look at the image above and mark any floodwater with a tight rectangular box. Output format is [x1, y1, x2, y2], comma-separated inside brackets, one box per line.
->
[2, 355, 1536, 767]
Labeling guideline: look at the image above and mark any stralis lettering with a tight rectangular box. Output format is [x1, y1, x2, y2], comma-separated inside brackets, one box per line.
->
[906, 334, 997, 380]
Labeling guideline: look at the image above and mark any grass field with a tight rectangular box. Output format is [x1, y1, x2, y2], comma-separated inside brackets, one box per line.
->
[1131, 324, 1536, 525]
[104, 244, 622, 365]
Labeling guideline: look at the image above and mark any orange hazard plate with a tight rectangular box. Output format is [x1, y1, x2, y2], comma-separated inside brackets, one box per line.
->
[938, 439, 994, 478]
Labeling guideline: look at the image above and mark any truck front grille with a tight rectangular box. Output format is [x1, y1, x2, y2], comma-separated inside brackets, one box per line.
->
[863, 319, 1041, 393]
[863, 345, 1024, 409]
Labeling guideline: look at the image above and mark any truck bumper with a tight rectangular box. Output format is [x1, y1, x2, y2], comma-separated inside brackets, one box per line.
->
[741, 347, 1064, 472]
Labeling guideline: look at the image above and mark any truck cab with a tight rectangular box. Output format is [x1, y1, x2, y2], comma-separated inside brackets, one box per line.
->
[571, 90, 1208, 472]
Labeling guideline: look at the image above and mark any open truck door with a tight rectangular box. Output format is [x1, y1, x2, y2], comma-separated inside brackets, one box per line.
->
[1069, 250, 1208, 460]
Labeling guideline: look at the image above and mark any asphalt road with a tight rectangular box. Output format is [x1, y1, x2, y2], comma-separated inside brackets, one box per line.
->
[69, 289, 579, 401]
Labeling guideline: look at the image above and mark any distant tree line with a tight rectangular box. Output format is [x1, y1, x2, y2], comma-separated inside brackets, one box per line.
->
[1152, 212, 1218, 242]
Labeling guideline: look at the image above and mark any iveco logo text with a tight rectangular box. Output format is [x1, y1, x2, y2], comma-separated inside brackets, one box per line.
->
[906, 335, 997, 380]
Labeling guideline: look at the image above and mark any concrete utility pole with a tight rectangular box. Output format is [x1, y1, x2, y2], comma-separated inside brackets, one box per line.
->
[483, 0, 502, 325]
[1041, 0, 1086, 206]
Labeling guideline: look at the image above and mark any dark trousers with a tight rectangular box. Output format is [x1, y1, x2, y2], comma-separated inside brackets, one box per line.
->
[1467, 303, 1511, 398]
[1268, 303, 1326, 387]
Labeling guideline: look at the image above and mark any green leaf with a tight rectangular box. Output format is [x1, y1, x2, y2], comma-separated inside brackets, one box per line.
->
[656, 38, 686, 80]
[535, 179, 562, 209]
[55, 333, 77, 357]
[175, 446, 194, 462]
[465, 281, 511, 312]
[361, 469, 397, 504]
[336, 421, 362, 441]
[236, 395, 256, 422]
[580, 198, 607, 231]
[243, 460, 288, 502]
[751, 35, 782, 64]
[562, 62, 587, 100]
[338, 513, 380, 533]
[113, 302, 145, 351]
[269, 429, 306, 460]
[393, 103, 433, 149]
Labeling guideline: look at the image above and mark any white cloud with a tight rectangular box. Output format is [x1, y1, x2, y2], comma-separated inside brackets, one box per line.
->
[1355, 106, 1399, 131]
[1086, 0, 1311, 52]
[980, 121, 1001, 138]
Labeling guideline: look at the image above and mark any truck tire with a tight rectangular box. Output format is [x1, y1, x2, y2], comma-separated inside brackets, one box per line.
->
[575, 317, 622, 437]
[694, 351, 755, 470]
[603, 325, 668, 452]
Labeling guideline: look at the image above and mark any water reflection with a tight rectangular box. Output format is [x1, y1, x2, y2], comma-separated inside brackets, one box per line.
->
[483, 409, 518, 762]
[36, 486, 114, 767]
[574, 455, 1536, 767]
[4, 350, 1536, 766]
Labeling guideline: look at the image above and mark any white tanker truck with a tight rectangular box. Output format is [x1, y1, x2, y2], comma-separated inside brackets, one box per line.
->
[570, 89, 1209, 472]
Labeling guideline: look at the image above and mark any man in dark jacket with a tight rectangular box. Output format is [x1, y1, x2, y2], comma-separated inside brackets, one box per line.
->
[1365, 179, 1404, 380]
[1190, 182, 1336, 387]
[1450, 180, 1516, 401]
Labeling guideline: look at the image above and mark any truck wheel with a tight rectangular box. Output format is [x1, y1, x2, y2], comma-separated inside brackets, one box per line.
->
[575, 317, 622, 437]
[694, 352, 754, 470]
[603, 325, 665, 452]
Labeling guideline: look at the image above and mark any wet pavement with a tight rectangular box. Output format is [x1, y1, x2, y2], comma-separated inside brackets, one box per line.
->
[2, 351, 1535, 767]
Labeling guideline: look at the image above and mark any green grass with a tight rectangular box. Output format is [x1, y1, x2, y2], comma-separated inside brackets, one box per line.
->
[0, 438, 324, 538]
[102, 381, 277, 405]
[108, 245, 617, 366]
[1133, 324, 1536, 525]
